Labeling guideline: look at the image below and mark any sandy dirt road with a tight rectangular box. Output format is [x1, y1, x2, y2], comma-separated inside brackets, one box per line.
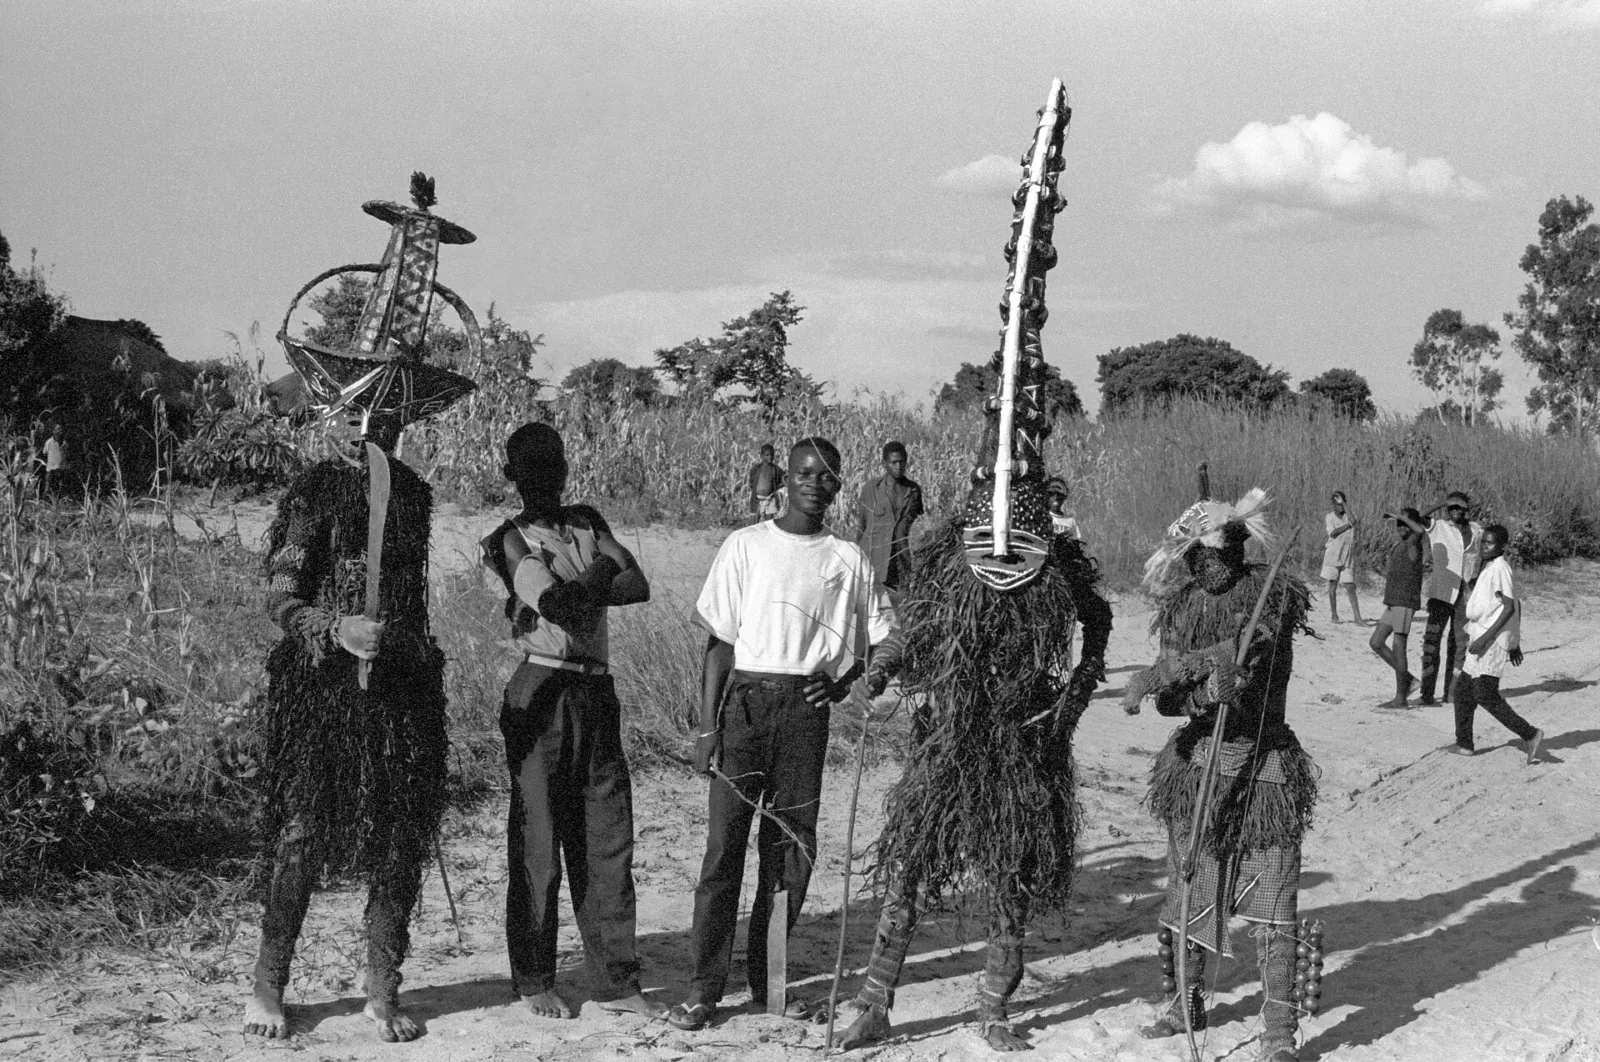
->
[5, 507, 1598, 1062]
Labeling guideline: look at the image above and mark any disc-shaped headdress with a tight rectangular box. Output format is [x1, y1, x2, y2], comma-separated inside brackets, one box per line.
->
[277, 172, 481, 432]
[962, 80, 1072, 592]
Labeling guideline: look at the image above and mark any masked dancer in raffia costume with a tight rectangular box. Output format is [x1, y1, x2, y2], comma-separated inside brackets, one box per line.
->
[243, 175, 482, 1043]
[1122, 486, 1319, 1062]
[833, 81, 1114, 1054]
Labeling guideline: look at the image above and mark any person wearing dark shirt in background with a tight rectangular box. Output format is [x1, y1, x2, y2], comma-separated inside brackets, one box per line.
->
[1370, 507, 1425, 708]
[853, 441, 924, 601]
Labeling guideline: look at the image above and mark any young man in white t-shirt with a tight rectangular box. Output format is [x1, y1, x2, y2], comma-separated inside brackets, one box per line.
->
[1446, 524, 1542, 762]
[667, 437, 897, 1031]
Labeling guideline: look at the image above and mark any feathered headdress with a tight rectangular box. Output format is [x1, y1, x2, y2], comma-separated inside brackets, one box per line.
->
[1142, 487, 1274, 590]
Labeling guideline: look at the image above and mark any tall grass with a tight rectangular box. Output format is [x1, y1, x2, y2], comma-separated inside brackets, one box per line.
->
[416, 391, 1600, 585]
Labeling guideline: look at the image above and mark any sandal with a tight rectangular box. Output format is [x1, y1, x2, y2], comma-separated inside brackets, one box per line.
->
[666, 1002, 715, 1031]
[749, 996, 816, 1020]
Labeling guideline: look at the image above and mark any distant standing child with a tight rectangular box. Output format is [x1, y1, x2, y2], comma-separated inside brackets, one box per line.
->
[1370, 507, 1425, 707]
[42, 424, 67, 497]
[1320, 490, 1363, 623]
[748, 444, 782, 524]
[1046, 476, 1083, 543]
[1448, 524, 1542, 761]
[480, 422, 664, 1022]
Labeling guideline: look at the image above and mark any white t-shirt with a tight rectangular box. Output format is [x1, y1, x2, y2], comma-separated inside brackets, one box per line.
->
[1460, 555, 1519, 679]
[695, 521, 896, 680]
[1426, 517, 1483, 603]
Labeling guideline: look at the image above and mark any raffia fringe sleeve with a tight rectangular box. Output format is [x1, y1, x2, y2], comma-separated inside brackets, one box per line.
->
[265, 496, 339, 662]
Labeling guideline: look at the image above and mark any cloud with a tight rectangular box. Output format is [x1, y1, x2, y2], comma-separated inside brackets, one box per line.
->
[934, 154, 1021, 196]
[1154, 113, 1487, 230]
[507, 263, 1134, 402]
[1477, 0, 1600, 27]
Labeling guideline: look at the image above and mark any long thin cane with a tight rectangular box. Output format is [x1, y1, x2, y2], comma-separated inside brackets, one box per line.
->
[434, 832, 463, 945]
[1173, 530, 1298, 1062]
[825, 680, 876, 1053]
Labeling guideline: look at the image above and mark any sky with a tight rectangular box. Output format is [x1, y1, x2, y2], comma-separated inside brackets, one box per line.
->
[2, 0, 1597, 418]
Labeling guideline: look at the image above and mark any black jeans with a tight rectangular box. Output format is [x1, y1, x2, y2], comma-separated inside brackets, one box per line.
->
[688, 673, 831, 1004]
[1453, 672, 1536, 750]
[1420, 591, 1468, 699]
[501, 663, 641, 999]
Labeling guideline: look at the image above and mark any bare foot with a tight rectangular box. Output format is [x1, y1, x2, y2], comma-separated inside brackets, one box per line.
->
[242, 983, 290, 1039]
[981, 1021, 1032, 1052]
[598, 992, 667, 1019]
[833, 1001, 891, 1050]
[521, 990, 574, 1019]
[363, 999, 421, 1042]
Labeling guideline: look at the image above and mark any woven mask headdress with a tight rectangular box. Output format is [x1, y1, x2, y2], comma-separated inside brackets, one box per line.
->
[276, 172, 481, 435]
[962, 80, 1072, 593]
[1142, 485, 1274, 591]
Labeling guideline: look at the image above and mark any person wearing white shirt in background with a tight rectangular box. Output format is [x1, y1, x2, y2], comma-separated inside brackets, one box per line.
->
[1445, 524, 1542, 762]
[1320, 490, 1364, 624]
[1417, 491, 1484, 706]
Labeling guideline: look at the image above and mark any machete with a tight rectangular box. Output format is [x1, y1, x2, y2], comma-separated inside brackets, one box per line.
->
[358, 440, 390, 690]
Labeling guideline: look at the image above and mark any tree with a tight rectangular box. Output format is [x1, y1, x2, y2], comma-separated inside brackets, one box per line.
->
[936, 359, 1084, 419]
[301, 273, 372, 350]
[0, 231, 69, 360]
[1298, 367, 1376, 421]
[1409, 309, 1503, 426]
[562, 358, 659, 406]
[1505, 195, 1600, 438]
[654, 291, 820, 412]
[1096, 334, 1290, 414]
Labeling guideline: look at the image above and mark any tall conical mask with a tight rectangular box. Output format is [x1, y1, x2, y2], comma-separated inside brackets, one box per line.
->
[277, 172, 482, 434]
[963, 80, 1072, 592]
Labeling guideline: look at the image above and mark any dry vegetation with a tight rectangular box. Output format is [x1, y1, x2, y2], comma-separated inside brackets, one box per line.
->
[3, 393, 1599, 978]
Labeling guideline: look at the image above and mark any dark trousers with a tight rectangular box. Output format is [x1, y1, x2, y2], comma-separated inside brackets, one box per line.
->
[688, 674, 831, 1004]
[501, 663, 641, 999]
[1453, 672, 1536, 750]
[1420, 591, 1468, 699]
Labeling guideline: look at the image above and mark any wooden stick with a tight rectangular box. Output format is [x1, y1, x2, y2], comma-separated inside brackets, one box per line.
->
[434, 832, 463, 945]
[824, 682, 876, 1053]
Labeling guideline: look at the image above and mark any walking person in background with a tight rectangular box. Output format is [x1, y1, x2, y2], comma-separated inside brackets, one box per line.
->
[669, 436, 896, 1031]
[1417, 492, 1484, 707]
[1320, 491, 1363, 624]
[479, 422, 664, 1022]
[854, 441, 924, 602]
[748, 443, 782, 524]
[42, 423, 67, 497]
[1447, 524, 1542, 761]
[1370, 507, 1425, 708]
